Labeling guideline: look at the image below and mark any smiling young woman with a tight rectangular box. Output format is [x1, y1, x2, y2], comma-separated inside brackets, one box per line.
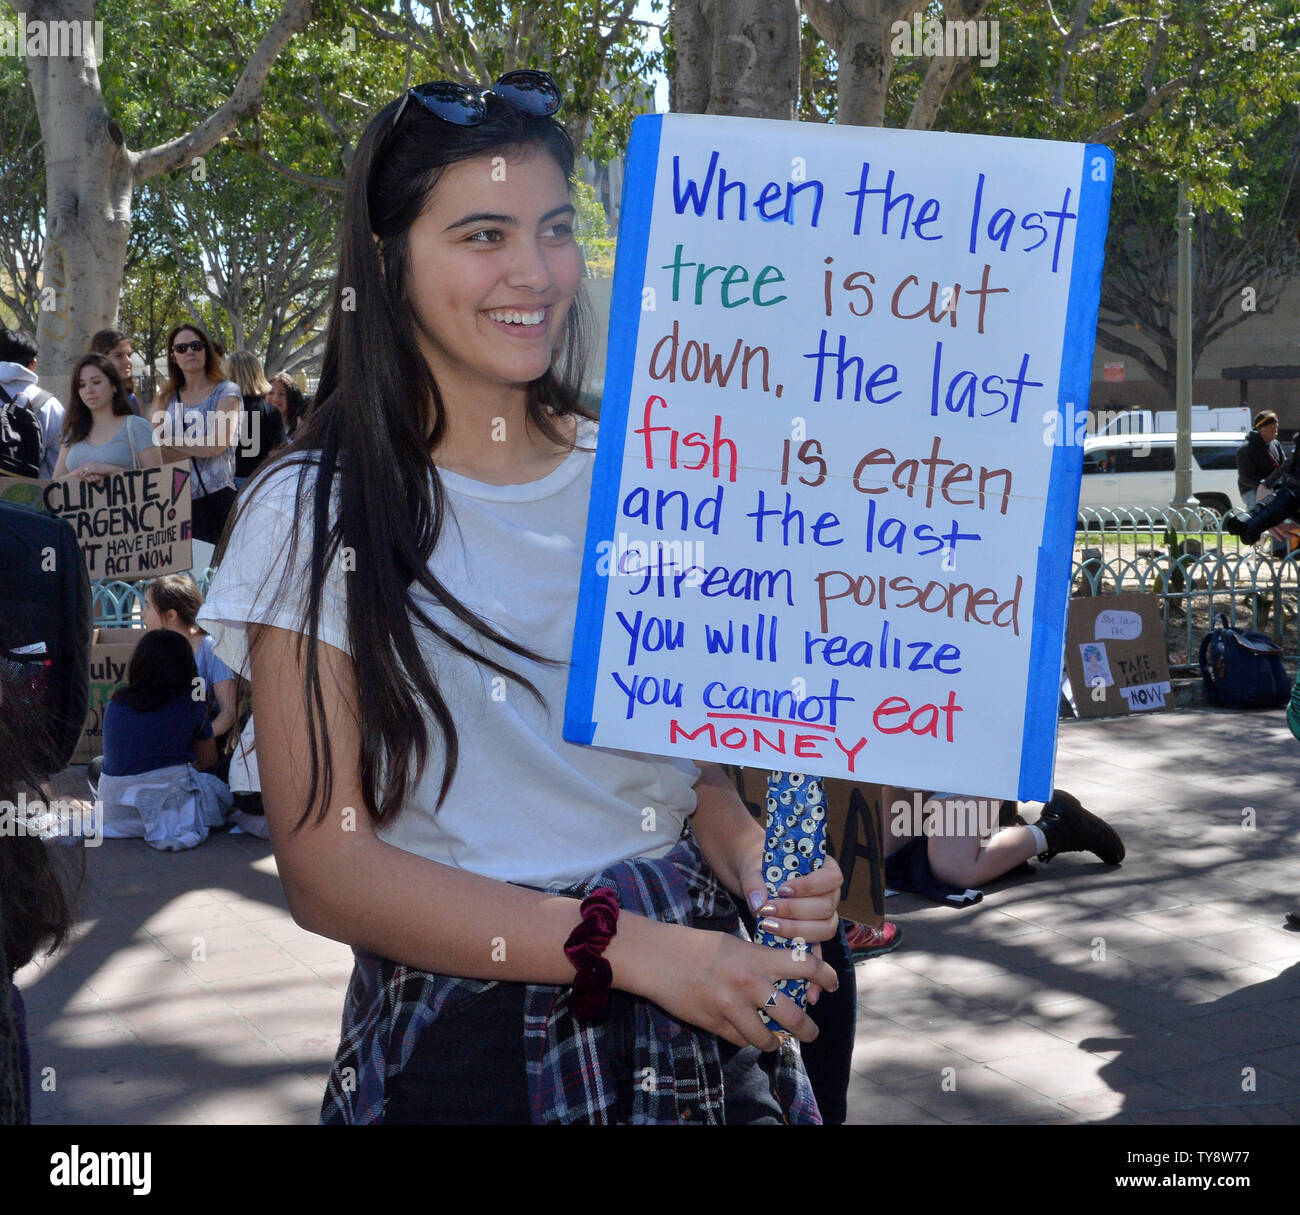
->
[196, 73, 840, 1125]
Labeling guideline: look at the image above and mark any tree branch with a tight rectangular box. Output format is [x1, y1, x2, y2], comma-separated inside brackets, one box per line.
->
[132, 0, 314, 184]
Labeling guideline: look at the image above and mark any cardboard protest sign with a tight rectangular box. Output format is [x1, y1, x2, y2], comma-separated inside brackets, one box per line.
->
[73, 627, 143, 762]
[1064, 593, 1170, 718]
[0, 462, 192, 580]
[565, 114, 1112, 801]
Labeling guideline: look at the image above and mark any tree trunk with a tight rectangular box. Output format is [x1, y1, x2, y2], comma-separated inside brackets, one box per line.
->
[671, 0, 799, 120]
[17, 0, 130, 389]
[13, 0, 312, 390]
[805, 0, 927, 128]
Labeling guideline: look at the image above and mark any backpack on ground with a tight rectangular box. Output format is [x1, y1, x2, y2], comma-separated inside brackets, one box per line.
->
[0, 501, 91, 776]
[1199, 613, 1291, 710]
[0, 383, 45, 479]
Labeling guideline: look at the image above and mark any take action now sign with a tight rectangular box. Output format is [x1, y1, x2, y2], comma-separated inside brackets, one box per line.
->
[564, 113, 1113, 800]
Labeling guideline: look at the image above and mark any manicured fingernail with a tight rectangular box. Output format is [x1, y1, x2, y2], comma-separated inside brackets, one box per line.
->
[757, 903, 776, 917]
[758, 918, 780, 933]
[747, 890, 765, 912]
[778, 885, 795, 897]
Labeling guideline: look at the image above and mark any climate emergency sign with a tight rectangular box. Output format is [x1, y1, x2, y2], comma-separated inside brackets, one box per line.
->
[0, 464, 192, 580]
[563, 114, 1112, 800]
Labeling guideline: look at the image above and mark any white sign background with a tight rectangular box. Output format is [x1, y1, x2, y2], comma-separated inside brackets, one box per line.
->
[565, 114, 1112, 800]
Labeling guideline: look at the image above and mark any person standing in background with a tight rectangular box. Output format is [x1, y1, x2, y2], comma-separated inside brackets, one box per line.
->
[89, 329, 143, 416]
[1236, 411, 1284, 509]
[227, 352, 286, 489]
[51, 354, 160, 481]
[0, 328, 64, 480]
[266, 371, 306, 440]
[152, 322, 241, 545]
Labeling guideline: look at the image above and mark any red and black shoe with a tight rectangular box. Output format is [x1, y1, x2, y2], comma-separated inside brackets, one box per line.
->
[843, 920, 903, 961]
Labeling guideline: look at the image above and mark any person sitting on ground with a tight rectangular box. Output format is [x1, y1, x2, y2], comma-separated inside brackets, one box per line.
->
[225, 712, 269, 839]
[883, 786, 1124, 907]
[89, 328, 143, 416]
[51, 354, 160, 483]
[96, 628, 231, 850]
[142, 574, 238, 777]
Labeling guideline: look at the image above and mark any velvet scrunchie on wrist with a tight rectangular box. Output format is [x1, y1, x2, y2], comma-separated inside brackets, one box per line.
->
[564, 887, 620, 1024]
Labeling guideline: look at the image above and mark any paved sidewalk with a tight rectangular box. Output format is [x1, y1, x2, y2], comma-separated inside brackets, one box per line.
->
[18, 707, 1300, 1125]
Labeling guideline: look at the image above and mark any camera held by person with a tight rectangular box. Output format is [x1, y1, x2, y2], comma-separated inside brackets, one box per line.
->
[1224, 431, 1300, 544]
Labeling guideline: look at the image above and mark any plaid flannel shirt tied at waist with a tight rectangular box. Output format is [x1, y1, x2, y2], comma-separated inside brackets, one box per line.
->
[319, 832, 821, 1125]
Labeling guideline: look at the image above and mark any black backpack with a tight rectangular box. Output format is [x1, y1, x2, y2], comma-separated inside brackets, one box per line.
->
[1199, 613, 1291, 710]
[0, 383, 46, 479]
[0, 501, 91, 776]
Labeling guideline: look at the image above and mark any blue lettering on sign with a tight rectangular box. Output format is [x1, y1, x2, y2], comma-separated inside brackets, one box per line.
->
[967, 173, 1078, 272]
[845, 162, 943, 240]
[928, 340, 1043, 422]
[803, 331, 901, 405]
[611, 671, 684, 719]
[672, 151, 824, 226]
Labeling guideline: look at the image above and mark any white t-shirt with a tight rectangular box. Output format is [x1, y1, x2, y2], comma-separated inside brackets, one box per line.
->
[198, 418, 700, 886]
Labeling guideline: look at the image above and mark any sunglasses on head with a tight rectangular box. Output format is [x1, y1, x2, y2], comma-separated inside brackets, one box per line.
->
[172, 340, 205, 354]
[388, 70, 561, 137]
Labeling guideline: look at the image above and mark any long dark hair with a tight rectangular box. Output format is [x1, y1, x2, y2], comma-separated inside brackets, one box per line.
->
[268, 371, 306, 434]
[225, 89, 593, 832]
[111, 629, 198, 713]
[61, 354, 133, 446]
[153, 321, 223, 407]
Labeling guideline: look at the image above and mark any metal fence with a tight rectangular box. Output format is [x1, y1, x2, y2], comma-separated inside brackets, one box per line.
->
[87, 510, 1298, 677]
[1074, 505, 1299, 674]
[91, 567, 218, 628]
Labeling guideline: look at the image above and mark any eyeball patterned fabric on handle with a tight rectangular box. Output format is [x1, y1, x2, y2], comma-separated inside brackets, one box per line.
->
[755, 770, 828, 1022]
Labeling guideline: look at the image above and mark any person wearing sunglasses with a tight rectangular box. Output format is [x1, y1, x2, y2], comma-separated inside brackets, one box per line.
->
[151, 321, 241, 545]
[199, 71, 840, 1125]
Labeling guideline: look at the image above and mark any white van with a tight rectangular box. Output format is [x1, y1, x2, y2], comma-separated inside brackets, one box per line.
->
[1079, 432, 1248, 516]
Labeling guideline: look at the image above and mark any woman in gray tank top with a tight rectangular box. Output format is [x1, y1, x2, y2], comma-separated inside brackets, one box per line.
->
[51, 354, 160, 482]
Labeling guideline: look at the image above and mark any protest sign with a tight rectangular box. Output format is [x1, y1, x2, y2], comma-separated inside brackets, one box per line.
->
[0, 462, 192, 580]
[565, 114, 1113, 800]
[74, 627, 142, 762]
[1064, 593, 1170, 718]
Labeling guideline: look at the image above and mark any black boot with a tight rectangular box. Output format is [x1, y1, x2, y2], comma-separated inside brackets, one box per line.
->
[1036, 790, 1125, 865]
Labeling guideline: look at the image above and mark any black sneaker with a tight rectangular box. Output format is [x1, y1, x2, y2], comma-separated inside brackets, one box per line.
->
[1036, 790, 1125, 865]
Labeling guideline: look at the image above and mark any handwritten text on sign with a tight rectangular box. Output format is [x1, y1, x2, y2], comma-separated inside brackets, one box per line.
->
[0, 465, 193, 580]
[565, 116, 1112, 800]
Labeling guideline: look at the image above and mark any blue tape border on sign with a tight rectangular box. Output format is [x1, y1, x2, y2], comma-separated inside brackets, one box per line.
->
[1018, 143, 1115, 798]
[564, 114, 664, 746]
